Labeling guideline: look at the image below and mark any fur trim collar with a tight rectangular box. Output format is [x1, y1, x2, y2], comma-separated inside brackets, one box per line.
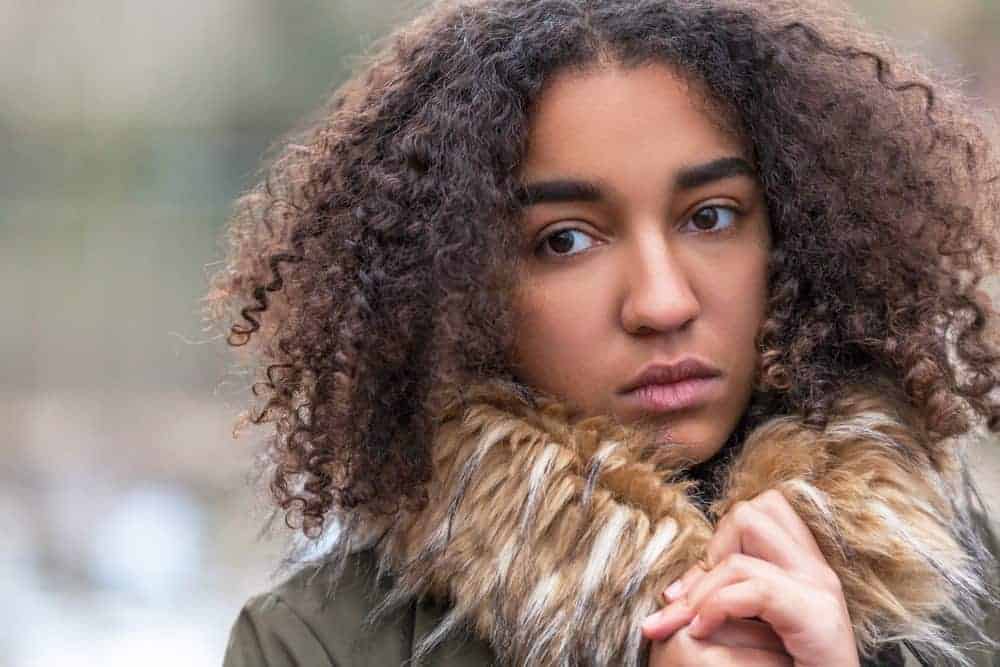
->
[302, 380, 997, 666]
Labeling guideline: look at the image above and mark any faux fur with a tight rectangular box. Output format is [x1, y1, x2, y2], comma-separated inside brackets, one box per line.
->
[298, 380, 998, 666]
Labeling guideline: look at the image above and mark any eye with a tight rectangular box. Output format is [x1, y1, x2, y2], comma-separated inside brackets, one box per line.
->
[535, 228, 598, 258]
[683, 205, 740, 233]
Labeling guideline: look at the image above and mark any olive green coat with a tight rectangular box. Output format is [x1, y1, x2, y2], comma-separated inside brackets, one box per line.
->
[223, 550, 919, 667]
[223, 550, 494, 666]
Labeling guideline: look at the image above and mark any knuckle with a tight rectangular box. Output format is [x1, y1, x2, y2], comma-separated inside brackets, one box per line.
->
[731, 503, 767, 543]
[754, 577, 775, 607]
[739, 576, 763, 606]
[731, 500, 757, 527]
[719, 552, 750, 574]
[758, 488, 787, 510]
[687, 567, 707, 589]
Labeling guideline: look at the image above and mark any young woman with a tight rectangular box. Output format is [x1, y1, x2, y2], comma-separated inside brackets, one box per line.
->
[210, 0, 1000, 665]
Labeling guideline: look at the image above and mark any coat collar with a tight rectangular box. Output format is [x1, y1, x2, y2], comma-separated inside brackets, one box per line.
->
[299, 379, 997, 666]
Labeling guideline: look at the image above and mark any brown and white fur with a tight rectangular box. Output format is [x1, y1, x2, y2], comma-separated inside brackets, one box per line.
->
[292, 379, 998, 666]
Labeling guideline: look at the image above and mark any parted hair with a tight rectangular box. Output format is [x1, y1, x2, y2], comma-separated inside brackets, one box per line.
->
[204, 0, 1000, 537]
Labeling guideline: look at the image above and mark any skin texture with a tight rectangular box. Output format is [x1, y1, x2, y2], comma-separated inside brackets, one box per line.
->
[643, 490, 860, 665]
[512, 64, 770, 464]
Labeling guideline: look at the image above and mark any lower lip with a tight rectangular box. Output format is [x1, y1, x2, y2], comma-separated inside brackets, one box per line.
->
[622, 377, 721, 413]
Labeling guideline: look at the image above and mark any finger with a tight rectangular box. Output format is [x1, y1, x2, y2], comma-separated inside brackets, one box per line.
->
[751, 489, 826, 562]
[707, 501, 810, 576]
[683, 553, 786, 615]
[648, 565, 713, 640]
[663, 564, 708, 603]
[709, 498, 843, 593]
[686, 578, 819, 641]
[641, 598, 697, 641]
[706, 618, 786, 653]
[649, 555, 786, 643]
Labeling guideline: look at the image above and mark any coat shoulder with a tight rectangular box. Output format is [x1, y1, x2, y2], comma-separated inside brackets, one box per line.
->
[222, 551, 413, 667]
[222, 549, 497, 667]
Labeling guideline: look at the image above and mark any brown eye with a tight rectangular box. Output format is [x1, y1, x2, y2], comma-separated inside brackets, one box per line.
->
[537, 228, 596, 257]
[685, 205, 738, 233]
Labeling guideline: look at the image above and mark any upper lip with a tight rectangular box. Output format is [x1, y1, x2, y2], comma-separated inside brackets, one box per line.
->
[619, 358, 722, 394]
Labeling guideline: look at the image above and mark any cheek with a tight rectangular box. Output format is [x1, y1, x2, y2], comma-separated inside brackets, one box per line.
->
[694, 246, 768, 383]
[727, 275, 767, 339]
[723, 253, 769, 368]
[511, 276, 609, 403]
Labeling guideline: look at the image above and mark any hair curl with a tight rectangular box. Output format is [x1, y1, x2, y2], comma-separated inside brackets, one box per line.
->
[204, 0, 1000, 538]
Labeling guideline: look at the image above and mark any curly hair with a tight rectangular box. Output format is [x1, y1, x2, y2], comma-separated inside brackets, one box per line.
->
[204, 0, 1000, 538]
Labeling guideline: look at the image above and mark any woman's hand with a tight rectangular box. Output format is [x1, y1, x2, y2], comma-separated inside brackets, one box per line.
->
[647, 619, 792, 666]
[642, 489, 860, 667]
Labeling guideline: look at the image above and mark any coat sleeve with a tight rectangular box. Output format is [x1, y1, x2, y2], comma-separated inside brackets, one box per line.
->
[223, 592, 339, 667]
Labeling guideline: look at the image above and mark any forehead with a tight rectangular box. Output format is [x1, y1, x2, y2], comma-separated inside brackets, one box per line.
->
[521, 62, 745, 173]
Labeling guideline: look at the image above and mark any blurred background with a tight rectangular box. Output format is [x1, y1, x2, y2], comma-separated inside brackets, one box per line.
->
[1, 1, 997, 665]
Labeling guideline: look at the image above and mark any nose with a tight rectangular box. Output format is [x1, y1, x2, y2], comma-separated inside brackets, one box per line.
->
[619, 233, 700, 335]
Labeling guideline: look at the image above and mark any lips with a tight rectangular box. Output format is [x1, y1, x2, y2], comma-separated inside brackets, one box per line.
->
[618, 358, 722, 394]
[618, 358, 723, 413]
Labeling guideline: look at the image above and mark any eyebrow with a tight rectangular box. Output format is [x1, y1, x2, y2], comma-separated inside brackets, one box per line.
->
[516, 156, 756, 207]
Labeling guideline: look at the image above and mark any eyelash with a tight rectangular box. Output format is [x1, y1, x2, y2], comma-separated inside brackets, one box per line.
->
[533, 204, 742, 259]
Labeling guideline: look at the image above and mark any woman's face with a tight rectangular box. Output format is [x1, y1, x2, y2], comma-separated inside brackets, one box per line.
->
[512, 63, 770, 464]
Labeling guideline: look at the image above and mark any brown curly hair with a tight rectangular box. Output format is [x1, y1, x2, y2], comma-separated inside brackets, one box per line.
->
[204, 0, 1000, 538]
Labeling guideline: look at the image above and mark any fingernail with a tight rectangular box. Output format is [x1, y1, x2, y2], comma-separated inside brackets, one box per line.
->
[663, 579, 685, 602]
[640, 609, 664, 633]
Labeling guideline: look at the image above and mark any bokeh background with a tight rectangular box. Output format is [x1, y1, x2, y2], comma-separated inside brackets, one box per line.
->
[1, 1, 998, 665]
